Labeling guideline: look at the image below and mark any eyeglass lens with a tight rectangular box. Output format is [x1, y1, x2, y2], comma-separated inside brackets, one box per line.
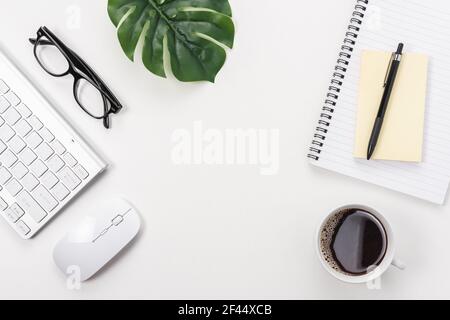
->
[74, 78, 109, 119]
[35, 36, 70, 76]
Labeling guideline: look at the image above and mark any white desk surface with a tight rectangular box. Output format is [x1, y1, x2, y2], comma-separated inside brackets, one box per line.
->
[0, 0, 448, 300]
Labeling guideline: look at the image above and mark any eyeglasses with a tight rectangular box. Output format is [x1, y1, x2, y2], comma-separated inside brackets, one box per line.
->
[29, 26, 122, 129]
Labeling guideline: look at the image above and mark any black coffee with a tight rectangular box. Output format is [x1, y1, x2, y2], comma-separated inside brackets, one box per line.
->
[320, 208, 387, 275]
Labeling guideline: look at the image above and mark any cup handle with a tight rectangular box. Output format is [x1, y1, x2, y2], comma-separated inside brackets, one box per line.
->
[391, 258, 406, 270]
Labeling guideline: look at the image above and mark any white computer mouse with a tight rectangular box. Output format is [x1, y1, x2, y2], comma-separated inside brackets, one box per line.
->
[53, 197, 141, 281]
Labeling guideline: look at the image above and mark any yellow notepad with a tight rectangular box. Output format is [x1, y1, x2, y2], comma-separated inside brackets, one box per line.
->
[354, 51, 428, 162]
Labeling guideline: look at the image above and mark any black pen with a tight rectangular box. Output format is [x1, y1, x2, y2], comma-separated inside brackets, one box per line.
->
[367, 43, 404, 160]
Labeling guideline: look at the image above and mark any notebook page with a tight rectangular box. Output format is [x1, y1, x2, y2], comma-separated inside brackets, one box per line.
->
[354, 51, 428, 162]
[312, 0, 450, 204]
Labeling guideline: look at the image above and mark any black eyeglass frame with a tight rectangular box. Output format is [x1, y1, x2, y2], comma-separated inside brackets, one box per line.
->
[30, 26, 122, 128]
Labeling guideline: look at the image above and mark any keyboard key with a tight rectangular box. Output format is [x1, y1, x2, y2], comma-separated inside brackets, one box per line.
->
[16, 190, 47, 222]
[0, 124, 15, 141]
[63, 153, 77, 167]
[32, 185, 58, 212]
[73, 164, 89, 180]
[9, 135, 26, 154]
[0, 197, 8, 210]
[29, 116, 43, 130]
[3, 107, 21, 125]
[5, 178, 23, 196]
[0, 150, 18, 167]
[0, 80, 9, 94]
[11, 162, 28, 179]
[5, 209, 20, 223]
[4, 91, 20, 106]
[16, 220, 31, 236]
[0, 167, 12, 184]
[40, 128, 54, 142]
[47, 155, 64, 172]
[0, 96, 10, 113]
[14, 119, 32, 137]
[0, 140, 6, 154]
[0, 116, 4, 127]
[41, 171, 58, 189]
[25, 131, 43, 149]
[58, 167, 81, 190]
[30, 159, 47, 177]
[21, 173, 39, 191]
[19, 148, 37, 166]
[9, 203, 24, 222]
[16, 191, 47, 223]
[35, 142, 54, 161]
[16, 103, 32, 118]
[51, 140, 66, 155]
[5, 209, 19, 223]
[51, 182, 70, 201]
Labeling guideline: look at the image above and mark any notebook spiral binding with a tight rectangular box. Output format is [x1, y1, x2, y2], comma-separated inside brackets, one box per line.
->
[307, 0, 368, 161]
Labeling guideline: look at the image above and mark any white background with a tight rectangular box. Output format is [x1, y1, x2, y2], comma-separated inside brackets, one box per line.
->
[0, 0, 448, 299]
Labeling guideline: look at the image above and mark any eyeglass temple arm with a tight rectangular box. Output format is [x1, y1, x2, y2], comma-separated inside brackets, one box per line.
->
[29, 38, 49, 45]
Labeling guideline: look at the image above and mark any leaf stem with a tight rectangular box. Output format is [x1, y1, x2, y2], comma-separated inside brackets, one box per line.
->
[148, 0, 190, 45]
[147, 0, 207, 73]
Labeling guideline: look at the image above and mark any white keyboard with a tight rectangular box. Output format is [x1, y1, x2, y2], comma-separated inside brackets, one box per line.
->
[0, 50, 107, 239]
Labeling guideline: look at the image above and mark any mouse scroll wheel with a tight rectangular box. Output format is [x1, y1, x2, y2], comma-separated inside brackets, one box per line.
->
[111, 215, 124, 226]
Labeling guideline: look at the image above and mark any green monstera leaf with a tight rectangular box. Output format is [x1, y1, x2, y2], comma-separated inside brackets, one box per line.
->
[108, 0, 235, 82]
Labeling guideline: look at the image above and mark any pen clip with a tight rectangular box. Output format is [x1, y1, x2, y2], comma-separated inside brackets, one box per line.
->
[383, 53, 395, 87]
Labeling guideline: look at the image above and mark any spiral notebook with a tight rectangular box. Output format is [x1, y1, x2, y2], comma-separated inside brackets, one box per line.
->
[307, 0, 450, 204]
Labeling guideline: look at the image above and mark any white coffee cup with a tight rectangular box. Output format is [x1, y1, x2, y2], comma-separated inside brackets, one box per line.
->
[316, 204, 405, 284]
